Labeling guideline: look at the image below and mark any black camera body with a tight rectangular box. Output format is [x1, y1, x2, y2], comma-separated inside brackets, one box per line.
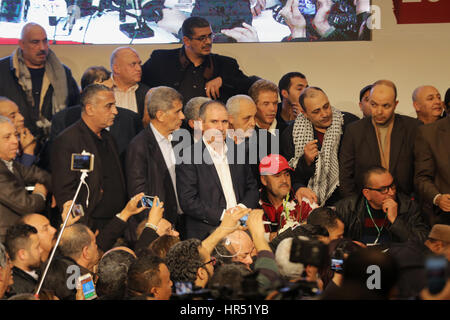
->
[289, 236, 328, 268]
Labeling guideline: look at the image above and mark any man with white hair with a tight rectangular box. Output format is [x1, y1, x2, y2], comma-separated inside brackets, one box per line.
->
[412, 85, 445, 125]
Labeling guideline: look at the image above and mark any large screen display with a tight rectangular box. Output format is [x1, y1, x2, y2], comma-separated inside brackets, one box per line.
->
[0, 0, 371, 44]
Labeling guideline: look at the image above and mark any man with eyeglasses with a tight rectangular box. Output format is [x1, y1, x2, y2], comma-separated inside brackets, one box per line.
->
[141, 16, 257, 105]
[339, 80, 421, 198]
[335, 166, 429, 248]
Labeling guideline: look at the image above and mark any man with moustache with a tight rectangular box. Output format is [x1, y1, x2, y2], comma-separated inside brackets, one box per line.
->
[335, 166, 429, 248]
[339, 80, 421, 198]
[176, 101, 259, 240]
[0, 23, 79, 142]
[126, 86, 185, 240]
[141, 16, 256, 105]
[110, 47, 150, 118]
[51, 84, 127, 233]
[0, 116, 51, 242]
[412, 85, 446, 125]
[281, 87, 358, 207]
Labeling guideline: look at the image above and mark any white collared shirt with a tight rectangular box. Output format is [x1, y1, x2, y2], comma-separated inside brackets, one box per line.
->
[256, 118, 278, 136]
[111, 76, 139, 113]
[150, 123, 182, 214]
[203, 137, 238, 211]
[1, 159, 14, 173]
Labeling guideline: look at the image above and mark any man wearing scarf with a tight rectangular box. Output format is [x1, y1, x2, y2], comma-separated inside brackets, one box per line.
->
[339, 80, 421, 199]
[281, 87, 359, 207]
[141, 16, 257, 105]
[0, 23, 80, 150]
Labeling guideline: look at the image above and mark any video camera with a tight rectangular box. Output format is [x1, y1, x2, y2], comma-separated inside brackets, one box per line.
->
[289, 236, 329, 268]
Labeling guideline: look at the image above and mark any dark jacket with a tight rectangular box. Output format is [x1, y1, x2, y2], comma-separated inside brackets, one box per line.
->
[280, 111, 359, 205]
[0, 161, 51, 241]
[141, 48, 257, 104]
[10, 266, 38, 295]
[339, 114, 421, 198]
[49, 105, 143, 167]
[176, 139, 259, 240]
[50, 120, 126, 229]
[335, 193, 430, 245]
[0, 55, 80, 137]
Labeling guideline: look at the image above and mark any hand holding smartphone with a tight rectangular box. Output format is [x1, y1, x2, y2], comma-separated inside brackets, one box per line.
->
[78, 274, 97, 300]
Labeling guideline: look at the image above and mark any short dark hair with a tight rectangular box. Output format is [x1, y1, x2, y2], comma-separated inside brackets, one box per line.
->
[149, 235, 180, 259]
[96, 250, 136, 300]
[80, 83, 112, 110]
[208, 264, 251, 299]
[362, 166, 389, 188]
[80, 66, 111, 90]
[445, 88, 450, 110]
[5, 224, 37, 260]
[359, 84, 373, 102]
[278, 72, 306, 97]
[165, 239, 203, 283]
[299, 87, 325, 112]
[307, 207, 342, 230]
[127, 254, 165, 297]
[182, 16, 210, 38]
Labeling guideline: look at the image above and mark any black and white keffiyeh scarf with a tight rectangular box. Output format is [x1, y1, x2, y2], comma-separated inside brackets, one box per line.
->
[288, 107, 344, 206]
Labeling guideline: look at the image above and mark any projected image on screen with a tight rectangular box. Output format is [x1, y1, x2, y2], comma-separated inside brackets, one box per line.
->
[0, 0, 371, 44]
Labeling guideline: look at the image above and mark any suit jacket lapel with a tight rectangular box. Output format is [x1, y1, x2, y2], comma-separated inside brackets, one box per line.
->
[438, 117, 450, 164]
[389, 115, 404, 173]
[364, 119, 381, 164]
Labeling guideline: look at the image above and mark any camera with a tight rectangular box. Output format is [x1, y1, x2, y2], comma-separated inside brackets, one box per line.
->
[289, 236, 328, 268]
[71, 152, 94, 172]
[137, 195, 156, 208]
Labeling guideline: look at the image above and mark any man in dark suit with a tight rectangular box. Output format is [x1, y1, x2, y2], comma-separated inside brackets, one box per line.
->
[51, 84, 127, 232]
[0, 116, 51, 241]
[49, 66, 143, 166]
[110, 47, 150, 118]
[339, 80, 421, 198]
[414, 115, 450, 225]
[141, 16, 257, 105]
[126, 86, 187, 240]
[176, 101, 259, 240]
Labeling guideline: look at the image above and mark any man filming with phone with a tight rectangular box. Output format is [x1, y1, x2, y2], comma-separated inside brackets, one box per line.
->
[51, 84, 127, 234]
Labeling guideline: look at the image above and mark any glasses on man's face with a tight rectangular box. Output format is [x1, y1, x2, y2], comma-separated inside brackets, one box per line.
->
[201, 256, 216, 267]
[365, 182, 396, 195]
[190, 33, 215, 42]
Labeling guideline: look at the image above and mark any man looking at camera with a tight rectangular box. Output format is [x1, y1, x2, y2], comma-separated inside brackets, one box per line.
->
[141, 16, 257, 104]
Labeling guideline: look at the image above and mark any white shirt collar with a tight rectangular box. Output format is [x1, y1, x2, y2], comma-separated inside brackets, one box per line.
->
[256, 118, 278, 135]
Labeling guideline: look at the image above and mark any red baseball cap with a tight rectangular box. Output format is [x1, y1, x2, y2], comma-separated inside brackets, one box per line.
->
[259, 154, 293, 175]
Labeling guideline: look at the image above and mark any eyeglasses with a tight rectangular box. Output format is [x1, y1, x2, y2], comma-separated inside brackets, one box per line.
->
[190, 33, 215, 42]
[201, 257, 216, 267]
[365, 182, 396, 194]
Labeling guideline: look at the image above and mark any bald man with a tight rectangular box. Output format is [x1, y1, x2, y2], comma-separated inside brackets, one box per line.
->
[0, 23, 80, 143]
[110, 47, 149, 117]
[339, 80, 422, 198]
[412, 85, 446, 124]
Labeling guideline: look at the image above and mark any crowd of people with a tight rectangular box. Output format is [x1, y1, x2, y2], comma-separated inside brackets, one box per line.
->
[0, 15, 449, 301]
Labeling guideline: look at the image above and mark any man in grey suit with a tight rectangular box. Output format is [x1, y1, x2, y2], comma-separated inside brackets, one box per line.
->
[0, 116, 51, 241]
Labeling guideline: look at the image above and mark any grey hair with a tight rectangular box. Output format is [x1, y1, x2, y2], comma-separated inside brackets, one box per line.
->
[198, 100, 227, 122]
[110, 46, 137, 70]
[0, 115, 12, 125]
[226, 94, 255, 117]
[0, 242, 7, 268]
[146, 86, 183, 119]
[59, 224, 92, 260]
[275, 237, 305, 280]
[184, 97, 211, 121]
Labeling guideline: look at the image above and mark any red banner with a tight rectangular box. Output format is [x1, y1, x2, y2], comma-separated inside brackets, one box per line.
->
[393, 0, 450, 24]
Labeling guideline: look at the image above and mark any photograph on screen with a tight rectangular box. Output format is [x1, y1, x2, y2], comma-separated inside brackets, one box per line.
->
[0, 0, 372, 44]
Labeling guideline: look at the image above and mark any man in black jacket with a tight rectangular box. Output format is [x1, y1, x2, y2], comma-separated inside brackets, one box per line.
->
[5, 224, 42, 295]
[141, 16, 257, 105]
[335, 166, 429, 248]
[0, 23, 80, 143]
